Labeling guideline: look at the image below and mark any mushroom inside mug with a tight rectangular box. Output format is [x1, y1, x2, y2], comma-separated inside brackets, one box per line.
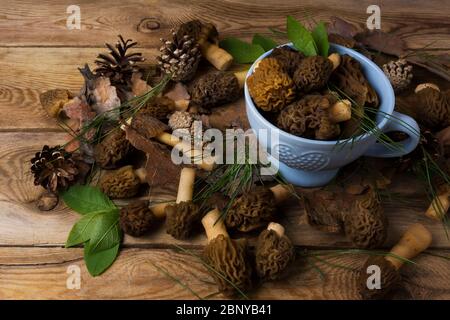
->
[244, 43, 420, 187]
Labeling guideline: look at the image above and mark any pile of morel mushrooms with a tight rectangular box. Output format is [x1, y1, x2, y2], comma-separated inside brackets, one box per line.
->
[31, 18, 450, 300]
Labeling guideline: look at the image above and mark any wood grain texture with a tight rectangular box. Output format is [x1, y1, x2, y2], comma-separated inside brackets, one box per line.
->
[1, 132, 448, 248]
[0, 0, 449, 54]
[0, 47, 157, 130]
[0, 247, 449, 300]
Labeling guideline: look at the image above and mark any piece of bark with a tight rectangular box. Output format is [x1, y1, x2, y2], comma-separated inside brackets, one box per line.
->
[125, 126, 180, 191]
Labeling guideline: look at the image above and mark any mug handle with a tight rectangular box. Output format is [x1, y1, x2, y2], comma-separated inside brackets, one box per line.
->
[363, 111, 420, 158]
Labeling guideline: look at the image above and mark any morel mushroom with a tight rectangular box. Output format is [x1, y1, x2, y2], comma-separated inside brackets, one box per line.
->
[270, 46, 304, 76]
[303, 186, 387, 248]
[190, 70, 247, 109]
[202, 208, 252, 297]
[425, 184, 450, 221]
[177, 20, 233, 71]
[94, 129, 132, 169]
[40, 89, 73, 118]
[247, 57, 296, 112]
[293, 55, 334, 93]
[120, 201, 156, 236]
[277, 94, 352, 140]
[255, 222, 295, 280]
[165, 167, 201, 239]
[414, 83, 450, 130]
[226, 184, 293, 232]
[139, 96, 176, 120]
[99, 165, 146, 199]
[358, 223, 432, 299]
[343, 187, 388, 248]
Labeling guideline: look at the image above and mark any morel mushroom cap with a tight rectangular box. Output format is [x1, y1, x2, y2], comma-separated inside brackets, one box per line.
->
[270, 46, 304, 76]
[255, 222, 295, 280]
[120, 201, 156, 236]
[94, 128, 132, 169]
[247, 58, 296, 112]
[358, 255, 401, 300]
[226, 186, 276, 232]
[139, 96, 175, 120]
[176, 20, 233, 71]
[99, 165, 146, 199]
[414, 84, 450, 129]
[277, 94, 351, 140]
[225, 184, 292, 232]
[343, 188, 388, 248]
[358, 223, 432, 299]
[165, 168, 201, 239]
[40, 89, 73, 118]
[293, 56, 333, 93]
[202, 208, 252, 297]
[190, 71, 243, 109]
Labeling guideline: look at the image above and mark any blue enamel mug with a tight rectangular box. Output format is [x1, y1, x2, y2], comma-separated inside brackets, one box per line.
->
[244, 43, 420, 187]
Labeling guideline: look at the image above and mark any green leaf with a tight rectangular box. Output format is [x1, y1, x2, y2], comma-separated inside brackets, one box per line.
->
[312, 22, 329, 57]
[84, 243, 120, 276]
[252, 34, 277, 51]
[86, 210, 121, 253]
[219, 37, 265, 64]
[62, 185, 116, 215]
[66, 211, 104, 247]
[286, 16, 317, 56]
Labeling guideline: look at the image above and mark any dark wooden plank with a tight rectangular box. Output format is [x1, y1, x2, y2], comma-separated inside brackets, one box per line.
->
[0, 0, 449, 54]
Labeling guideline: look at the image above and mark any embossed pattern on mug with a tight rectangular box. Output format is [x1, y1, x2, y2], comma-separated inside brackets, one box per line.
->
[275, 145, 330, 171]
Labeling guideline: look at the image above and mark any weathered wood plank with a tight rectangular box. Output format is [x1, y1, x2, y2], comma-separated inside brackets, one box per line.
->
[0, 247, 449, 299]
[0, 132, 448, 248]
[0, 0, 449, 54]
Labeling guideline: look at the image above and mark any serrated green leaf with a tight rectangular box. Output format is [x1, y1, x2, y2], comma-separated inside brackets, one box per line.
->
[220, 37, 265, 64]
[62, 185, 116, 215]
[286, 16, 317, 56]
[252, 34, 277, 51]
[84, 242, 120, 276]
[86, 210, 121, 253]
[312, 22, 329, 57]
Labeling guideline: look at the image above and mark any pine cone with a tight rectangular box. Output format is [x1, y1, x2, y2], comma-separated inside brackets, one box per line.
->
[382, 59, 413, 92]
[30, 145, 79, 192]
[157, 30, 201, 82]
[95, 35, 144, 95]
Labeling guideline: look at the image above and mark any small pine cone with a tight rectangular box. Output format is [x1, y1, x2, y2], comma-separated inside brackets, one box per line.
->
[157, 31, 201, 82]
[382, 59, 413, 92]
[30, 145, 79, 193]
[120, 201, 156, 236]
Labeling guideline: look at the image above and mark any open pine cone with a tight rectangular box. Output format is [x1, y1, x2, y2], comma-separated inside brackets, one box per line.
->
[95, 35, 144, 95]
[157, 30, 201, 82]
[30, 145, 79, 192]
[382, 59, 413, 92]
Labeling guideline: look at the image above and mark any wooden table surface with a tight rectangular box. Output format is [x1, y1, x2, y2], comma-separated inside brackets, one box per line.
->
[1, 0, 449, 300]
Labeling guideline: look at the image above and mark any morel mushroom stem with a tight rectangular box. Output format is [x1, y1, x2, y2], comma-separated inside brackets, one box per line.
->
[149, 202, 168, 219]
[328, 53, 341, 71]
[267, 222, 285, 237]
[269, 184, 292, 204]
[202, 208, 229, 242]
[134, 167, 147, 183]
[200, 41, 233, 71]
[415, 83, 440, 94]
[385, 223, 432, 270]
[329, 99, 352, 123]
[425, 191, 450, 221]
[176, 167, 196, 203]
[233, 70, 247, 89]
[157, 132, 215, 171]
